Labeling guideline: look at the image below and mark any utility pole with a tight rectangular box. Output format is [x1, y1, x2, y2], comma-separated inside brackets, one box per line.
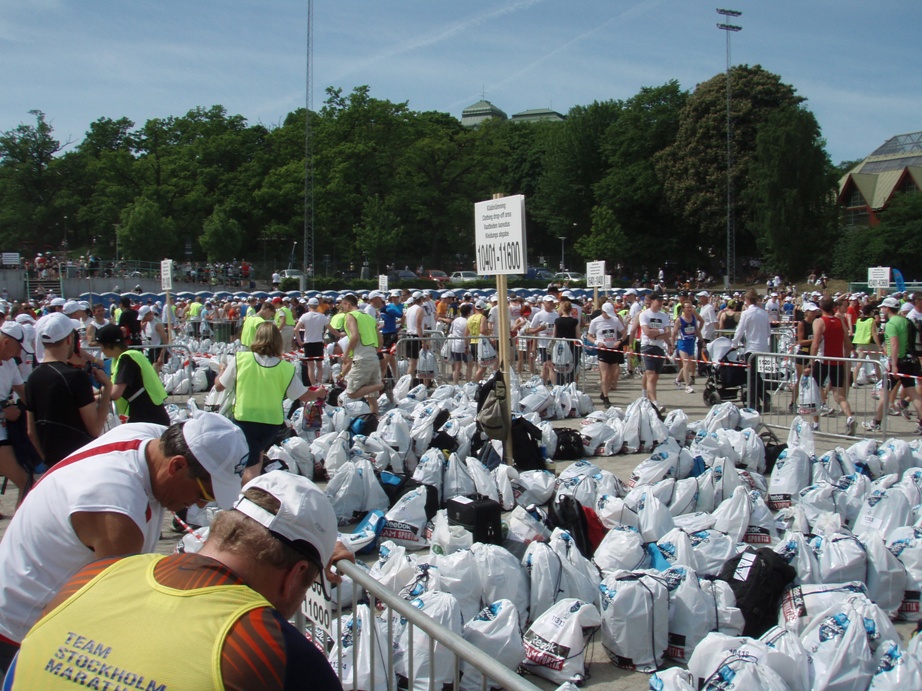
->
[303, 0, 315, 290]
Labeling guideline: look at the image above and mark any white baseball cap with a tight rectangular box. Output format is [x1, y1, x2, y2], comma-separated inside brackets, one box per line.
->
[234, 471, 337, 570]
[0, 322, 31, 353]
[881, 297, 900, 309]
[442, 291, 455, 298]
[900, 302, 912, 314]
[696, 291, 709, 297]
[138, 305, 152, 317]
[601, 302, 616, 315]
[182, 412, 248, 509]
[62, 300, 82, 315]
[50, 297, 67, 307]
[624, 288, 637, 296]
[307, 297, 320, 306]
[803, 302, 820, 312]
[36, 312, 76, 344]
[412, 291, 422, 299]
[543, 295, 556, 302]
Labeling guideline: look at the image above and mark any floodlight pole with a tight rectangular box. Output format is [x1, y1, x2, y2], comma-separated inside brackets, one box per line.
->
[717, 8, 741, 288]
[559, 236, 567, 272]
[303, 0, 315, 291]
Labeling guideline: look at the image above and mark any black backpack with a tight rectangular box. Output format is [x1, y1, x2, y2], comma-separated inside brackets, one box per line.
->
[547, 494, 592, 557]
[717, 548, 796, 637]
[554, 428, 584, 461]
[907, 316, 922, 358]
[511, 417, 546, 472]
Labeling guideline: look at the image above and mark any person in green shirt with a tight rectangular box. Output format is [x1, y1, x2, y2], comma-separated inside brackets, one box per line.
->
[240, 302, 276, 348]
[94, 323, 170, 426]
[864, 297, 922, 433]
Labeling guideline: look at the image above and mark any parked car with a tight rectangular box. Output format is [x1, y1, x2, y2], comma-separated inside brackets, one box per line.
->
[554, 271, 585, 282]
[526, 267, 555, 281]
[421, 269, 450, 286]
[388, 269, 418, 282]
[450, 271, 480, 284]
[280, 269, 303, 279]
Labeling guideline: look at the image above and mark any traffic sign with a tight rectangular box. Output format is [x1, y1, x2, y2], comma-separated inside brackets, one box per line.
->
[586, 260, 606, 288]
[160, 259, 173, 291]
[868, 266, 890, 289]
[474, 195, 527, 276]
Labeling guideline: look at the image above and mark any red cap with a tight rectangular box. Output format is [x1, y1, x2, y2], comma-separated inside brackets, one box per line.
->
[272, 297, 282, 304]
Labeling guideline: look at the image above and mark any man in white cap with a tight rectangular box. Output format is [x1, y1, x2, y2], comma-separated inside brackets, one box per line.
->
[5, 470, 347, 689]
[527, 295, 559, 385]
[0, 412, 249, 674]
[587, 302, 626, 404]
[0, 323, 30, 499]
[25, 313, 113, 467]
[864, 297, 922, 434]
[295, 297, 331, 386]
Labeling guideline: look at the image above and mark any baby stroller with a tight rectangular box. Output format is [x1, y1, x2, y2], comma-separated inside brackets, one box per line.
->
[701, 337, 747, 405]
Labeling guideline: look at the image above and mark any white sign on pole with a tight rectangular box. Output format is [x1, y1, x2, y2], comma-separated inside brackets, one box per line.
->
[868, 266, 890, 289]
[586, 260, 606, 288]
[160, 259, 173, 291]
[2, 253, 20, 267]
[474, 194, 527, 276]
[378, 274, 388, 292]
[602, 274, 612, 290]
[301, 579, 333, 642]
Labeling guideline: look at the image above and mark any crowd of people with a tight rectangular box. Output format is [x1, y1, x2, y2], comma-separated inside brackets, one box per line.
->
[0, 290, 354, 687]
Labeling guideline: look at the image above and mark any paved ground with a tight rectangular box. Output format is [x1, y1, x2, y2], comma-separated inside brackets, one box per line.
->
[2, 366, 919, 689]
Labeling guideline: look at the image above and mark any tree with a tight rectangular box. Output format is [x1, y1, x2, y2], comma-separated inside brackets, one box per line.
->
[657, 65, 806, 263]
[746, 105, 838, 277]
[594, 81, 689, 266]
[573, 206, 630, 267]
[118, 196, 177, 260]
[199, 204, 244, 262]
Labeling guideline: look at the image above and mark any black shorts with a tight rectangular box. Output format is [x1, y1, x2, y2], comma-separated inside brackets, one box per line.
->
[302, 341, 324, 360]
[406, 336, 422, 360]
[641, 345, 665, 373]
[891, 356, 922, 388]
[814, 362, 846, 388]
[382, 332, 398, 350]
[599, 348, 624, 365]
[469, 343, 478, 361]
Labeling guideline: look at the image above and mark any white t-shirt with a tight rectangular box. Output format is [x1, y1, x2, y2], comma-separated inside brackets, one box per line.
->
[405, 304, 424, 336]
[449, 316, 469, 353]
[639, 308, 671, 348]
[530, 309, 558, 347]
[297, 311, 329, 344]
[699, 303, 718, 341]
[218, 353, 307, 401]
[588, 314, 624, 349]
[0, 423, 166, 642]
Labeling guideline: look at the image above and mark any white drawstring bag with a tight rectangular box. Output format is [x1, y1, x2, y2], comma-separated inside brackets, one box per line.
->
[593, 526, 648, 576]
[868, 640, 922, 690]
[800, 598, 876, 691]
[394, 591, 463, 691]
[797, 373, 822, 415]
[328, 604, 394, 691]
[380, 487, 430, 550]
[522, 598, 601, 686]
[471, 542, 530, 629]
[599, 570, 669, 673]
[459, 599, 525, 691]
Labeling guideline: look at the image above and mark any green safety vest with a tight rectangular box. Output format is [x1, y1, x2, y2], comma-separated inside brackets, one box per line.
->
[853, 317, 875, 346]
[187, 302, 204, 318]
[350, 310, 379, 350]
[275, 306, 294, 328]
[111, 349, 168, 417]
[330, 312, 346, 333]
[232, 352, 294, 425]
[240, 315, 265, 347]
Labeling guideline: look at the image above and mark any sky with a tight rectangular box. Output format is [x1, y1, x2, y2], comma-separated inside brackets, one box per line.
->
[2, 0, 920, 165]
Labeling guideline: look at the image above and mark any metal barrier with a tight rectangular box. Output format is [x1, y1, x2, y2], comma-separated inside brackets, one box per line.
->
[294, 559, 543, 691]
[748, 350, 902, 440]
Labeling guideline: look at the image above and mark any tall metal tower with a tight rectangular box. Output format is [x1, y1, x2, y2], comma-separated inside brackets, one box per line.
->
[303, 0, 315, 289]
[717, 8, 741, 287]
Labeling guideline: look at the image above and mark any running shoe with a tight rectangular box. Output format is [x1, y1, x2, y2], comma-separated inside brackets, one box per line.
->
[811, 422, 820, 431]
[863, 419, 881, 432]
[685, 386, 695, 394]
[901, 402, 913, 420]
[846, 416, 857, 436]
[600, 395, 610, 405]
[819, 405, 834, 417]
[915, 424, 922, 436]
[888, 406, 904, 417]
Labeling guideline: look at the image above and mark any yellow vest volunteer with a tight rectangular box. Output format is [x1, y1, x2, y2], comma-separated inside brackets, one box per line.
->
[232, 352, 295, 425]
[111, 349, 168, 417]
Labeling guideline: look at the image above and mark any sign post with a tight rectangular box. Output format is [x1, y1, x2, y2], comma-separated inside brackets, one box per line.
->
[586, 260, 606, 312]
[378, 274, 388, 293]
[868, 266, 890, 298]
[161, 259, 174, 343]
[475, 194, 526, 464]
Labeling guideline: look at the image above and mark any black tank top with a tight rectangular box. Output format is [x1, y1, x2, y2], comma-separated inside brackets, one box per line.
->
[722, 312, 737, 330]
[798, 319, 814, 354]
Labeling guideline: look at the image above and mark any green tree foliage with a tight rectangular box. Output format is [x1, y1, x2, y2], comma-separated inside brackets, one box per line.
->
[835, 193, 922, 278]
[594, 82, 689, 265]
[746, 105, 837, 277]
[658, 65, 805, 261]
[0, 73, 844, 280]
[573, 206, 629, 268]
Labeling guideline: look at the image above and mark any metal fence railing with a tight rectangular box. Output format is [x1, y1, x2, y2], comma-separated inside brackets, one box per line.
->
[748, 351, 896, 440]
[293, 559, 543, 691]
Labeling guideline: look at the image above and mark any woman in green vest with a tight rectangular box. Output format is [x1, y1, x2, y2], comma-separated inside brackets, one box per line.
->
[94, 323, 170, 426]
[216, 321, 325, 482]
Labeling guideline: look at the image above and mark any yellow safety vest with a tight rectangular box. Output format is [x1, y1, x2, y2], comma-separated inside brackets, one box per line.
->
[111, 349, 168, 417]
[187, 302, 204, 319]
[240, 315, 265, 347]
[275, 306, 294, 329]
[10, 554, 269, 691]
[232, 351, 294, 425]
